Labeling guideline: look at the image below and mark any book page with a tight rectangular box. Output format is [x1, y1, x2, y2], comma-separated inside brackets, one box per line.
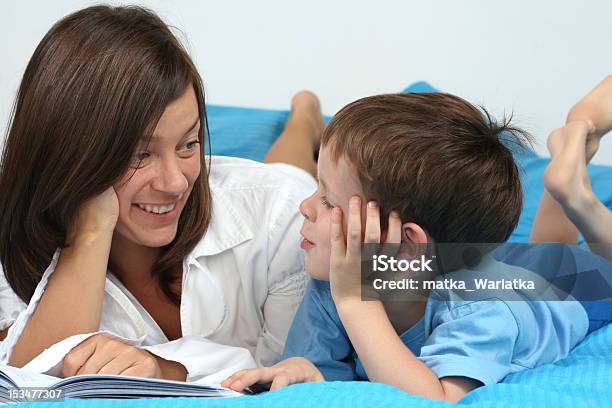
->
[0, 365, 59, 388]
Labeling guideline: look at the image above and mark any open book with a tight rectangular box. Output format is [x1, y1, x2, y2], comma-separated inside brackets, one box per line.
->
[0, 364, 241, 402]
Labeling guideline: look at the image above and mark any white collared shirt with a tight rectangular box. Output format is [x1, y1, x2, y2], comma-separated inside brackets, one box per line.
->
[0, 156, 316, 382]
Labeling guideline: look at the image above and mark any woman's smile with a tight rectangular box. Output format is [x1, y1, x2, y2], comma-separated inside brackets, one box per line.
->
[132, 201, 180, 224]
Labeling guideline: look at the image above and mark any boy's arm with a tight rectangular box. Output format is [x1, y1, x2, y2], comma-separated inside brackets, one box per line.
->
[336, 300, 480, 402]
[329, 200, 481, 402]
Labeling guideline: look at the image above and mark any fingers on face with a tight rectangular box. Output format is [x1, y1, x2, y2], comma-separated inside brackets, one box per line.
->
[364, 201, 381, 244]
[384, 211, 402, 244]
[330, 206, 345, 257]
[346, 196, 362, 256]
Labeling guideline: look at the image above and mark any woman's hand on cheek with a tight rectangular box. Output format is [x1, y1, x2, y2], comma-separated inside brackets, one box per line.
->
[68, 187, 120, 244]
[61, 333, 185, 380]
[329, 197, 403, 306]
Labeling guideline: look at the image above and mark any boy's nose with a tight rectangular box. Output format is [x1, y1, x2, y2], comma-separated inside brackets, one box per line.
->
[299, 195, 315, 221]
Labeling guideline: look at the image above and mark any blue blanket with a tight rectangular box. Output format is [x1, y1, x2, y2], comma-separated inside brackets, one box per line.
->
[24, 82, 612, 406]
[23, 324, 612, 407]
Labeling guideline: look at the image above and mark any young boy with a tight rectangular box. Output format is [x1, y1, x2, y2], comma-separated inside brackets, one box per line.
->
[223, 92, 611, 402]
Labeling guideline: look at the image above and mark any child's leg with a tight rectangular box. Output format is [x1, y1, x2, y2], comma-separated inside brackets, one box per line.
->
[530, 122, 593, 244]
[530, 190, 580, 244]
[543, 121, 597, 217]
[264, 91, 324, 178]
[531, 75, 612, 253]
[531, 120, 612, 260]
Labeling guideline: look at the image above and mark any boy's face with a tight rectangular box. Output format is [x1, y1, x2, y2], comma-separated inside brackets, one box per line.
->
[299, 146, 364, 280]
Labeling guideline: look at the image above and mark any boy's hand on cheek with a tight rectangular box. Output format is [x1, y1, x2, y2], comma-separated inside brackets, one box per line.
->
[328, 196, 362, 305]
[329, 196, 402, 307]
[222, 358, 324, 392]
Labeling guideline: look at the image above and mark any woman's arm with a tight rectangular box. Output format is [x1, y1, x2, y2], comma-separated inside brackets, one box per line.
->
[8, 187, 118, 367]
[0, 326, 9, 341]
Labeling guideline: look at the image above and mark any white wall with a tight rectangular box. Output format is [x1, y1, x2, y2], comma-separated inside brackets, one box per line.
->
[2, 0, 611, 164]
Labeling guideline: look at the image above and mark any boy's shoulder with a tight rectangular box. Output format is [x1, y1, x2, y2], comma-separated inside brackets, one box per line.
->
[306, 279, 335, 305]
[423, 251, 590, 371]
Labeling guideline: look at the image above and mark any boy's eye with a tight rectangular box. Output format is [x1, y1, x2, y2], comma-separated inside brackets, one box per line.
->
[321, 196, 334, 210]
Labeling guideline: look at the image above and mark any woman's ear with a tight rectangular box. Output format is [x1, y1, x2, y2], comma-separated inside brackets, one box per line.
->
[399, 222, 429, 257]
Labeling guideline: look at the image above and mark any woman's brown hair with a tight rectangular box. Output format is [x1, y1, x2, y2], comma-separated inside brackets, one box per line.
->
[0, 5, 212, 304]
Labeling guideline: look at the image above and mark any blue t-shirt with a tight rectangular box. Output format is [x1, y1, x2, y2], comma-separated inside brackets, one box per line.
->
[281, 244, 611, 385]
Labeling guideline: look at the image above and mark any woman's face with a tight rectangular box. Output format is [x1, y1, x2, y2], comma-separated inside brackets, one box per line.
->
[113, 86, 201, 248]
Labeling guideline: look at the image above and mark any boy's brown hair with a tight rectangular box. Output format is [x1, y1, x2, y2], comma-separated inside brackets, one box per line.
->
[322, 92, 530, 243]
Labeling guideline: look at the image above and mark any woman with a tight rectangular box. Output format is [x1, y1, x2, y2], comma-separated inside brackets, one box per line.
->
[0, 5, 322, 382]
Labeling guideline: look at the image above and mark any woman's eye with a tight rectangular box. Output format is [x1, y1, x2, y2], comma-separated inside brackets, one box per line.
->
[130, 152, 150, 168]
[321, 196, 334, 210]
[180, 140, 200, 152]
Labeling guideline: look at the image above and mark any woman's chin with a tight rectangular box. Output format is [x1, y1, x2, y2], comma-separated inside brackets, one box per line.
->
[115, 225, 178, 248]
[140, 230, 178, 247]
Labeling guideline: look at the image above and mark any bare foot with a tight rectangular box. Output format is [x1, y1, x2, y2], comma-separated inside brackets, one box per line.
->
[263, 91, 324, 177]
[289, 91, 324, 155]
[546, 120, 595, 157]
[567, 75, 612, 162]
[544, 120, 598, 216]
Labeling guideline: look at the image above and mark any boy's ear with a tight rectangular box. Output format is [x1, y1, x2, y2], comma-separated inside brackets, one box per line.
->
[399, 222, 429, 257]
[401, 222, 428, 244]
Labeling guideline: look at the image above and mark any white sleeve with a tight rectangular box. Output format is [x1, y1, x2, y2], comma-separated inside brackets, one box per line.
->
[13, 329, 254, 384]
[143, 336, 257, 384]
[16, 330, 255, 384]
[254, 167, 314, 366]
[0, 250, 60, 362]
[0, 265, 27, 332]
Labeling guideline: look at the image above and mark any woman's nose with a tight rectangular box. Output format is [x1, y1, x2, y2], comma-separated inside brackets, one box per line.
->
[151, 157, 189, 195]
[299, 194, 316, 222]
